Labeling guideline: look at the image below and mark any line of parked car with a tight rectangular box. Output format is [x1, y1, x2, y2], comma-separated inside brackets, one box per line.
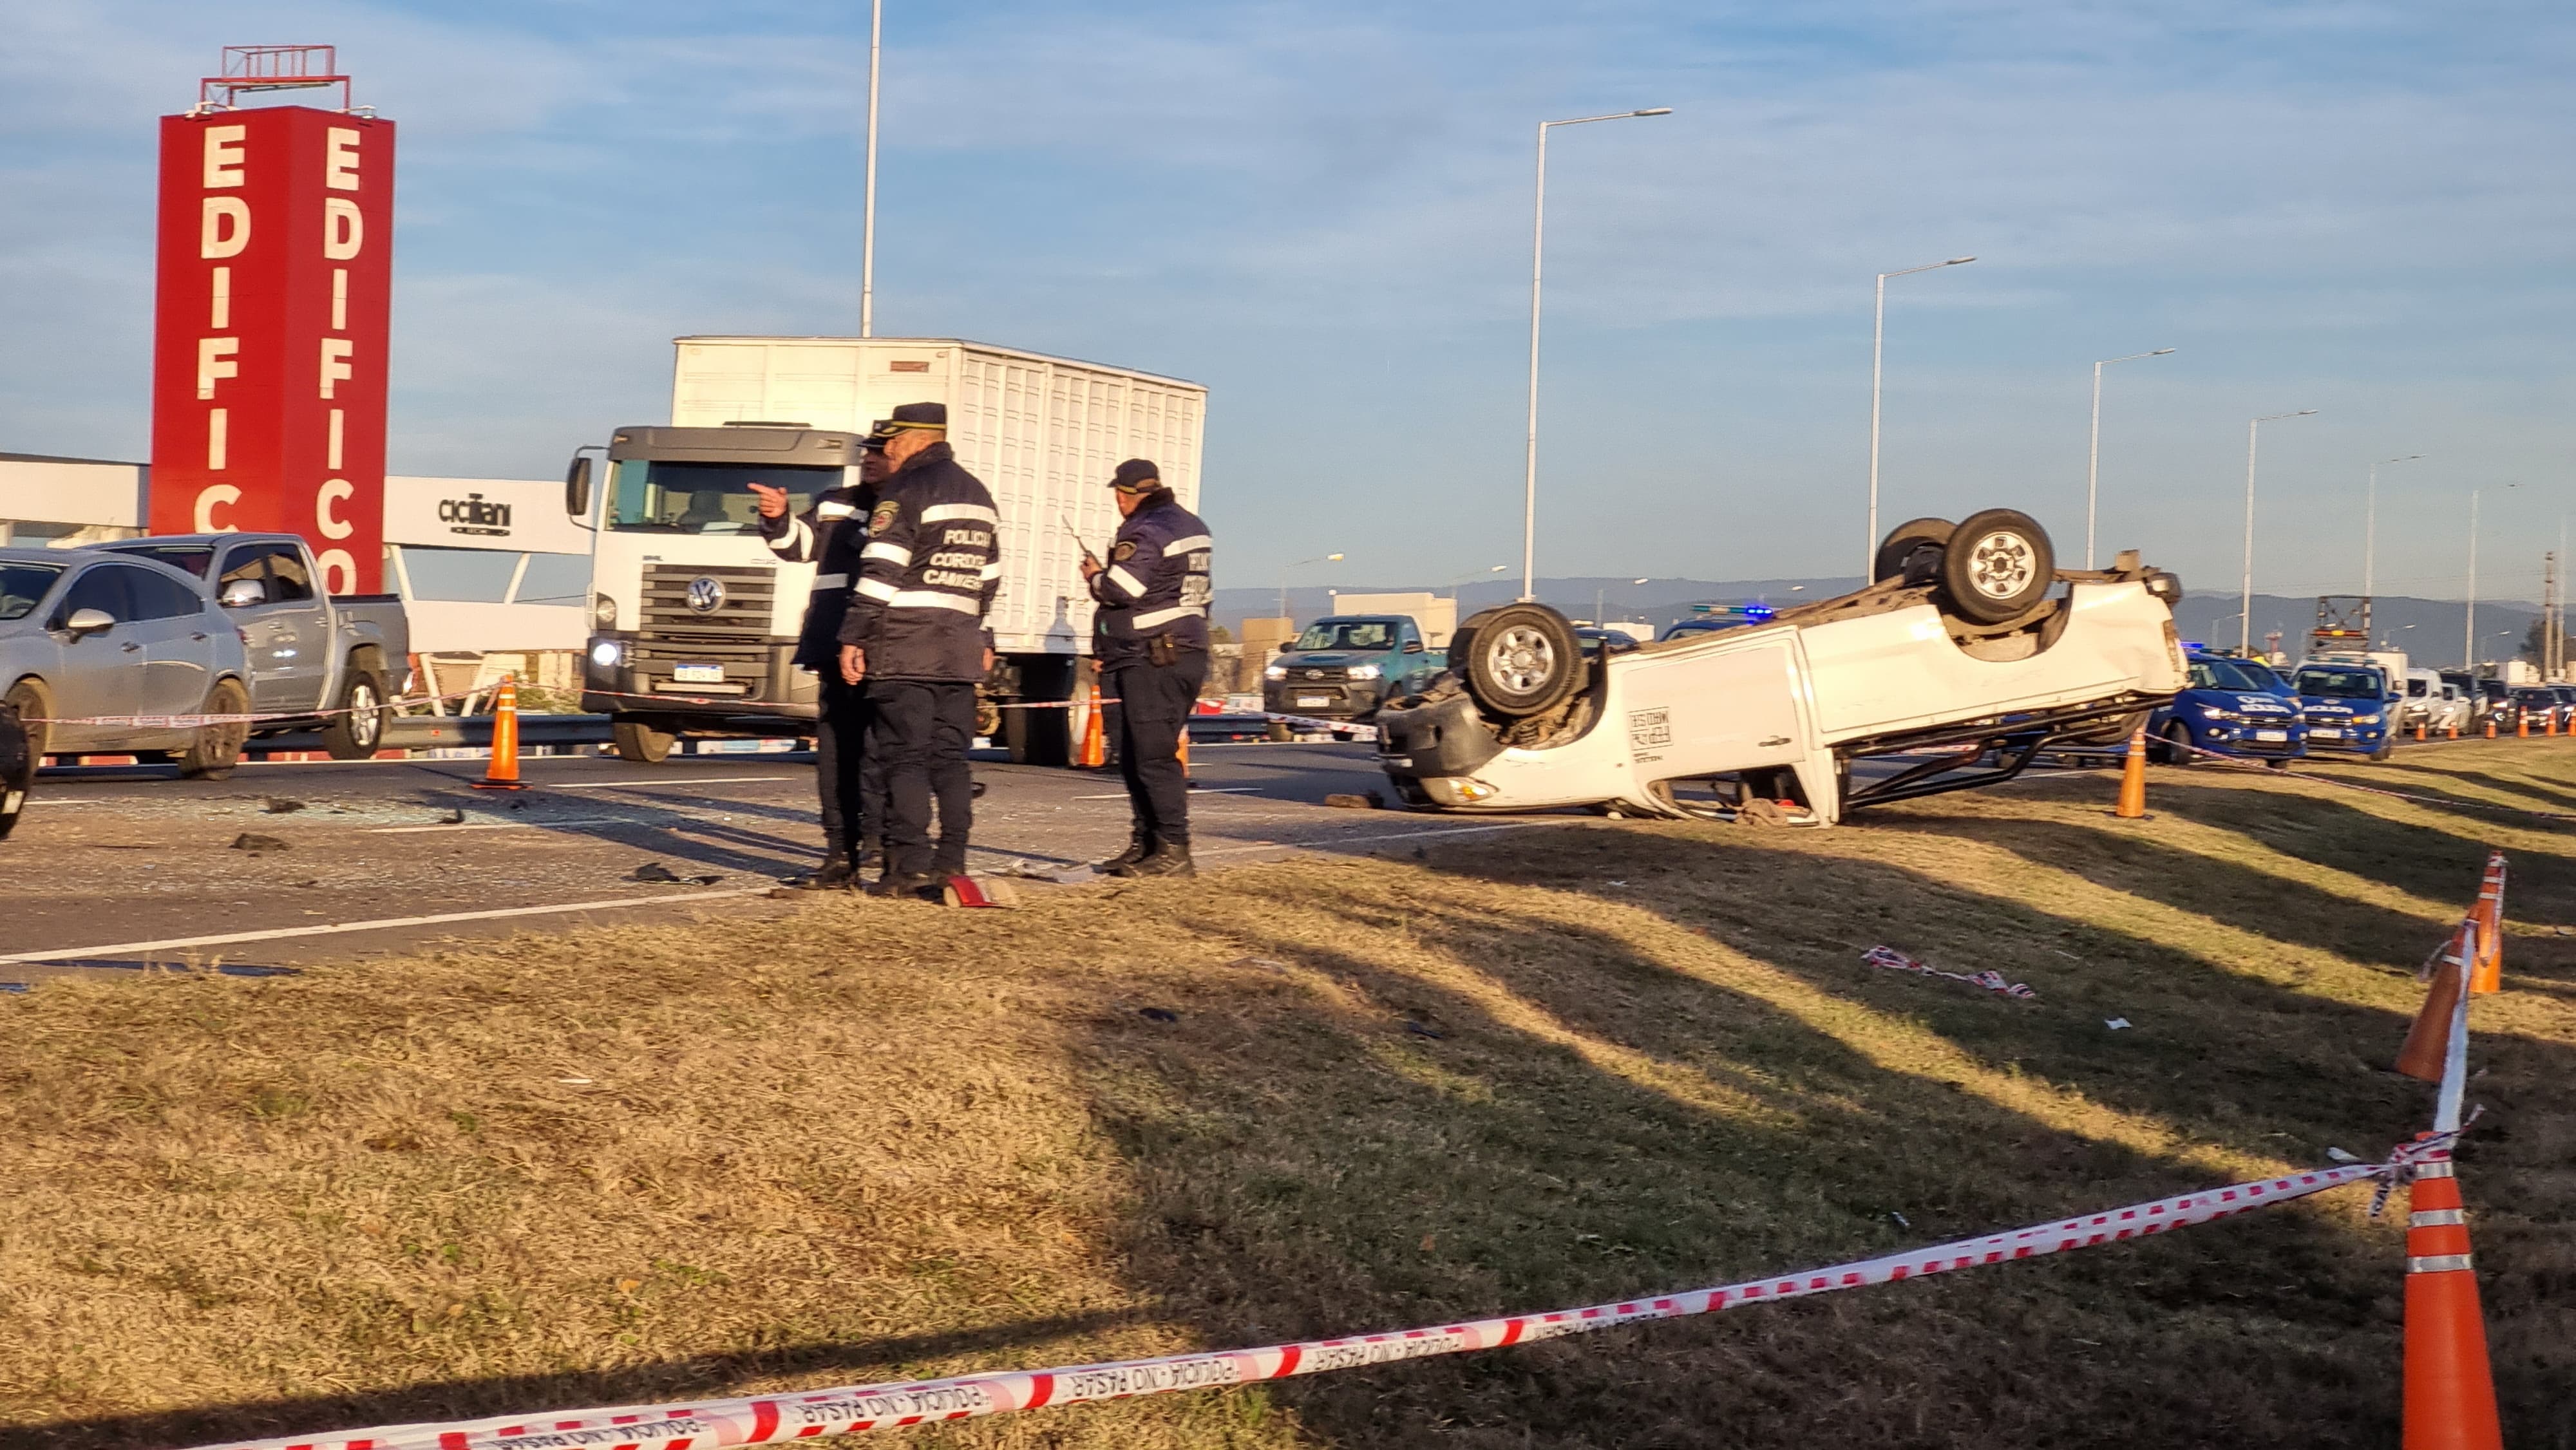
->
[2143, 645, 2576, 768]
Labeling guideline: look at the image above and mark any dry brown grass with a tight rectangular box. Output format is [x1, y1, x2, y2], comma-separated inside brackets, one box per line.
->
[4, 740, 2574, 1449]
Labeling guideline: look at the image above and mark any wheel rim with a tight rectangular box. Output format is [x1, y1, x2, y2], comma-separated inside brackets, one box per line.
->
[1964, 530, 2036, 600]
[1486, 626, 1558, 697]
[349, 683, 381, 747]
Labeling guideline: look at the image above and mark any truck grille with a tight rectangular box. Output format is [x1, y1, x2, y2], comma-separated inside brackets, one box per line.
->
[1287, 665, 1347, 683]
[638, 564, 777, 660]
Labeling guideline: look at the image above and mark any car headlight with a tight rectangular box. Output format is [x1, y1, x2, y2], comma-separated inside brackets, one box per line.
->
[2352, 713, 2382, 725]
[1264, 664, 1289, 681]
[2195, 705, 2227, 719]
[591, 592, 618, 628]
[1347, 663, 1383, 681]
[590, 639, 625, 668]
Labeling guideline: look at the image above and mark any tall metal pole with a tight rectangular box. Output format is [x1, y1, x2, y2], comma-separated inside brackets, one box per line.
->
[1520, 107, 1670, 602]
[860, 0, 883, 338]
[2240, 410, 2316, 654]
[2465, 489, 2479, 670]
[2083, 348, 2172, 571]
[2365, 454, 2421, 599]
[1864, 256, 1976, 576]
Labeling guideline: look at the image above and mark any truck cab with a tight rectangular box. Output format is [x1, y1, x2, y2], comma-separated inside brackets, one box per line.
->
[2146, 648, 2307, 765]
[1262, 615, 1441, 722]
[2293, 659, 2399, 759]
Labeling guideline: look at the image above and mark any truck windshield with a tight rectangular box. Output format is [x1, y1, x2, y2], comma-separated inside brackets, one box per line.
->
[0, 562, 64, 620]
[607, 460, 839, 534]
[102, 543, 216, 577]
[2297, 667, 2382, 699]
[1294, 620, 1399, 650]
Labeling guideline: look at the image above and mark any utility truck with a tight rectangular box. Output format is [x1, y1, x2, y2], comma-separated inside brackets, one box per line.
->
[567, 337, 1207, 764]
[1376, 511, 2187, 824]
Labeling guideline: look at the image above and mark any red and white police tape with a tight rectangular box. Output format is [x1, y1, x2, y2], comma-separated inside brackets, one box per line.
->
[23, 686, 481, 730]
[1861, 944, 2037, 998]
[191, 1160, 2388, 1450]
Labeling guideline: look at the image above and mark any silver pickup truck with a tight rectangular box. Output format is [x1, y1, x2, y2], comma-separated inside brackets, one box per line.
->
[91, 533, 412, 758]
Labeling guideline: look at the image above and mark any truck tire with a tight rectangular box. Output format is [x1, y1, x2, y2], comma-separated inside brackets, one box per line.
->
[1454, 603, 1583, 719]
[612, 715, 676, 764]
[319, 670, 389, 760]
[179, 679, 251, 780]
[1941, 509, 2055, 625]
[5, 678, 50, 767]
[0, 692, 31, 842]
[1874, 517, 1955, 585]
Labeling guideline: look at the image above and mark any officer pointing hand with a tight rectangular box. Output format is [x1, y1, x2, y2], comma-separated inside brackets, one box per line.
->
[749, 481, 790, 519]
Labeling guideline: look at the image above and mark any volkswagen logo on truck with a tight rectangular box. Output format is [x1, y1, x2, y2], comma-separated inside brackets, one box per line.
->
[685, 576, 726, 614]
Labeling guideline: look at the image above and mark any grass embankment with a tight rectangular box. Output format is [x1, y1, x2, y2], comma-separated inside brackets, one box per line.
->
[4, 742, 2573, 1449]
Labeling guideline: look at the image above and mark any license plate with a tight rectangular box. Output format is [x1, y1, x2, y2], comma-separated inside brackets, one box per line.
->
[1296, 695, 1331, 708]
[2254, 729, 2287, 742]
[2311, 727, 2342, 739]
[674, 663, 725, 684]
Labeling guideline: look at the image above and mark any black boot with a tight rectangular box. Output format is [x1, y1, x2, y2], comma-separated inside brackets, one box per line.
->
[855, 838, 886, 873]
[866, 870, 943, 901]
[787, 858, 861, 890]
[1116, 841, 1196, 878]
[1094, 830, 1153, 874]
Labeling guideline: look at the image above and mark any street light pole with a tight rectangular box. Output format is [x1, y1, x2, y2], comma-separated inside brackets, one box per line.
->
[2363, 453, 2421, 597]
[860, 0, 882, 337]
[2085, 348, 2175, 569]
[1278, 552, 1345, 620]
[1522, 106, 1671, 601]
[2465, 490, 2479, 669]
[2239, 409, 2318, 654]
[1867, 256, 1977, 575]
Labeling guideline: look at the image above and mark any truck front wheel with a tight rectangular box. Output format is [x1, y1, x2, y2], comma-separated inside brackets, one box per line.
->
[1454, 603, 1583, 719]
[320, 671, 389, 760]
[612, 715, 676, 764]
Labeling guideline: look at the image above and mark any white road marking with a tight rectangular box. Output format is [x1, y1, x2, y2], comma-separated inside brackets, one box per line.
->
[365, 818, 627, 834]
[543, 776, 798, 789]
[0, 889, 772, 964]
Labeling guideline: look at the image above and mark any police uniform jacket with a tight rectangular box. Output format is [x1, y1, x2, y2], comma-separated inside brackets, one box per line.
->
[1088, 493, 1213, 666]
[835, 442, 1001, 682]
[759, 481, 878, 669]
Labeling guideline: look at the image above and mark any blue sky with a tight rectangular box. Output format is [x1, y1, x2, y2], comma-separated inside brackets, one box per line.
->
[4, 1, 2572, 602]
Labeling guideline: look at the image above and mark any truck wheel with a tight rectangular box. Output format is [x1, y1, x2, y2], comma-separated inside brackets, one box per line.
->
[612, 715, 676, 764]
[1941, 509, 2055, 625]
[1454, 603, 1583, 719]
[179, 679, 251, 780]
[5, 679, 50, 767]
[319, 671, 388, 760]
[1874, 517, 1955, 585]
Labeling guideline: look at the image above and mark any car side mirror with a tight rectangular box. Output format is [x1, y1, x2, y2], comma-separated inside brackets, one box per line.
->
[219, 578, 269, 608]
[1403, 639, 1425, 653]
[565, 455, 594, 519]
[64, 607, 114, 636]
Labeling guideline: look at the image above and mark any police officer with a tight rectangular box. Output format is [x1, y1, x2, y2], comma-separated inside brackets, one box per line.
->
[752, 422, 894, 889]
[1081, 458, 1213, 877]
[837, 402, 1001, 899]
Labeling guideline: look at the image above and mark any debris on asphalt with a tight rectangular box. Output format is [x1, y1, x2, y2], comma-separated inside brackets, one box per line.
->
[2105, 1017, 2134, 1030]
[261, 798, 305, 814]
[627, 863, 722, 885]
[1861, 945, 2036, 999]
[1404, 1020, 1446, 1040]
[1324, 791, 1384, 809]
[229, 833, 290, 852]
[2325, 1146, 2362, 1163]
[1139, 1006, 1179, 1023]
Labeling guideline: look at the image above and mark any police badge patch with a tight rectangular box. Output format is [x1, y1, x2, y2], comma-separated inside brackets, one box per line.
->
[869, 502, 900, 534]
[1112, 540, 1137, 561]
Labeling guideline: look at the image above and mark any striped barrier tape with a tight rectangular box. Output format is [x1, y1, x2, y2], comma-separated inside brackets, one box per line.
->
[23, 686, 484, 730]
[1861, 944, 2036, 998]
[189, 1161, 2387, 1450]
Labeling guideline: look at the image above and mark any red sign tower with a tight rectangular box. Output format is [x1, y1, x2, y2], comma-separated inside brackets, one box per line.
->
[148, 46, 393, 593]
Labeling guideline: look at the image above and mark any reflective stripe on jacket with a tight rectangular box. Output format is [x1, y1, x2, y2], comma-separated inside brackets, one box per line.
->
[1088, 494, 1211, 665]
[835, 442, 1000, 681]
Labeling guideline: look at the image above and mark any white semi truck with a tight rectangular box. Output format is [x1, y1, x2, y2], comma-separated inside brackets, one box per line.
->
[567, 337, 1207, 764]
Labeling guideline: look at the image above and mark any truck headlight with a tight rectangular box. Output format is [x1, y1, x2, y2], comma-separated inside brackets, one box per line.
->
[1422, 777, 1499, 805]
[592, 592, 618, 628]
[1264, 664, 1289, 681]
[2352, 713, 2382, 725]
[1347, 663, 1383, 681]
[590, 639, 625, 668]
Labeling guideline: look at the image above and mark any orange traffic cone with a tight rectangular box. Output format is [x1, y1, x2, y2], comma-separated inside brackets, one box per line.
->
[2515, 711, 2528, 739]
[2396, 923, 2470, 1083]
[2485, 717, 2497, 739]
[2447, 720, 2459, 740]
[2401, 1153, 2504, 1450]
[2110, 728, 2149, 819]
[2467, 854, 2506, 994]
[1076, 684, 1107, 769]
[2416, 722, 2428, 742]
[473, 674, 527, 791]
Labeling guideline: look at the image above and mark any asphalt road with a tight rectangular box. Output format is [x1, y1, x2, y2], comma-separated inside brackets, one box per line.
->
[0, 742, 1527, 985]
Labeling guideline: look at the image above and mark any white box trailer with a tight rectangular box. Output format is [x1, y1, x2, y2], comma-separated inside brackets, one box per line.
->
[573, 336, 1208, 764]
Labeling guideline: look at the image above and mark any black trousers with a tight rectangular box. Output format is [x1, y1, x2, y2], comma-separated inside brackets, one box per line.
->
[814, 675, 886, 858]
[868, 678, 976, 877]
[1106, 652, 1207, 847]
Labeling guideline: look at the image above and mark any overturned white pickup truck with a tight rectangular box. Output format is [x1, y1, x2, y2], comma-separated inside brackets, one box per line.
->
[1376, 510, 2186, 824]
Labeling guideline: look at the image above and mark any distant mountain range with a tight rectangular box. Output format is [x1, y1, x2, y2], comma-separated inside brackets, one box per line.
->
[1216, 577, 2548, 668]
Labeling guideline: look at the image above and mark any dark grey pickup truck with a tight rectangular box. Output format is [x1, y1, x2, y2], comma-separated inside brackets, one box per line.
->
[93, 533, 412, 758]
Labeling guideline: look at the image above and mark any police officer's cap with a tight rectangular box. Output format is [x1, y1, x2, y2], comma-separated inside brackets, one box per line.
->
[885, 402, 947, 432]
[859, 419, 898, 453]
[1109, 458, 1161, 493]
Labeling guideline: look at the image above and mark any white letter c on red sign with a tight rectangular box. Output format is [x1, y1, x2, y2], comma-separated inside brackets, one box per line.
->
[193, 484, 242, 533]
[317, 478, 356, 540]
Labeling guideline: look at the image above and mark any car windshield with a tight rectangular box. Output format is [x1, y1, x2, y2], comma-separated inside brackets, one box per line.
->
[2297, 667, 2382, 699]
[102, 543, 216, 577]
[607, 460, 838, 534]
[2188, 657, 2271, 691]
[0, 562, 65, 620]
[1294, 620, 1399, 650]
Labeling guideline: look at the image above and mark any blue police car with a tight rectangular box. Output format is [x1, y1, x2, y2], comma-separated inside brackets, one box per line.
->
[2149, 648, 2308, 766]
[2292, 659, 2399, 760]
